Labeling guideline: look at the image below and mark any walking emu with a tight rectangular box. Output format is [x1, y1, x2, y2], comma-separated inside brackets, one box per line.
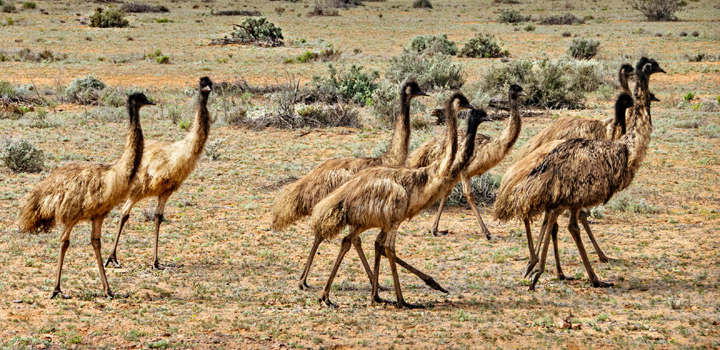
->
[105, 77, 213, 269]
[311, 92, 488, 308]
[17, 92, 152, 298]
[494, 58, 665, 289]
[271, 80, 429, 290]
[407, 85, 526, 237]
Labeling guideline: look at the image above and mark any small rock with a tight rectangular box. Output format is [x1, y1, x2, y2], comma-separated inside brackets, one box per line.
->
[12, 300, 23, 303]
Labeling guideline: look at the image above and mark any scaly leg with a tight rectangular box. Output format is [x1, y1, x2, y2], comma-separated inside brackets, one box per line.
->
[550, 222, 574, 281]
[528, 210, 559, 290]
[152, 195, 170, 270]
[371, 230, 394, 305]
[579, 210, 610, 263]
[524, 213, 549, 278]
[319, 228, 362, 308]
[568, 209, 613, 288]
[51, 225, 74, 299]
[299, 235, 323, 290]
[105, 199, 135, 268]
[385, 230, 424, 309]
[430, 195, 449, 236]
[90, 217, 113, 298]
[462, 177, 492, 240]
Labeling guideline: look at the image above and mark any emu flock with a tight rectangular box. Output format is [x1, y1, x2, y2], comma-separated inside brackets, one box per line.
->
[17, 57, 664, 309]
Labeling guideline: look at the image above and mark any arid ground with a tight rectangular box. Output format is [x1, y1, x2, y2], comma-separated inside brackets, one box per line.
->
[1, 0, 719, 348]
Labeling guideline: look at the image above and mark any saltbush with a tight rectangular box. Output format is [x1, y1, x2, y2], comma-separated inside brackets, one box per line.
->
[408, 34, 458, 56]
[212, 17, 283, 46]
[385, 50, 465, 91]
[89, 7, 129, 28]
[631, 0, 685, 21]
[1, 138, 44, 173]
[308, 64, 379, 105]
[22, 2, 35, 9]
[65, 75, 106, 104]
[459, 34, 509, 58]
[497, 9, 529, 23]
[480, 58, 605, 109]
[567, 38, 600, 59]
[413, 0, 432, 9]
[445, 173, 502, 207]
[122, 2, 168, 13]
[540, 13, 584, 25]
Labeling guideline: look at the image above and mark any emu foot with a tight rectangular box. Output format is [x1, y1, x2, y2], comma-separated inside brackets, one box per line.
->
[422, 276, 449, 294]
[104, 254, 121, 268]
[524, 258, 539, 279]
[557, 274, 575, 281]
[319, 295, 338, 309]
[298, 280, 311, 291]
[152, 261, 165, 270]
[397, 299, 425, 310]
[105, 289, 115, 299]
[481, 228, 492, 241]
[597, 254, 617, 263]
[372, 295, 397, 306]
[527, 268, 544, 291]
[592, 280, 614, 288]
[50, 289, 69, 300]
[431, 229, 449, 237]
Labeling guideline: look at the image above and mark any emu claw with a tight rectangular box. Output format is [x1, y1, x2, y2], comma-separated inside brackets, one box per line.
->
[50, 289, 69, 300]
[397, 300, 425, 309]
[152, 261, 165, 270]
[372, 295, 397, 306]
[423, 277, 449, 294]
[431, 229, 449, 237]
[104, 255, 121, 268]
[298, 281, 311, 291]
[592, 280, 614, 288]
[319, 296, 338, 308]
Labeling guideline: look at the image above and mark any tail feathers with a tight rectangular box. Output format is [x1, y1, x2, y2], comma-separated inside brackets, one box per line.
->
[310, 200, 347, 241]
[17, 194, 56, 233]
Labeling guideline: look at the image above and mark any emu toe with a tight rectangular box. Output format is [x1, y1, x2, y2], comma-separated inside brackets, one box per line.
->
[431, 229, 449, 237]
[299, 281, 311, 291]
[319, 296, 338, 309]
[104, 255, 122, 268]
[423, 276, 449, 294]
[372, 295, 397, 306]
[50, 289, 69, 300]
[152, 261, 165, 270]
[592, 280, 614, 288]
[397, 299, 425, 310]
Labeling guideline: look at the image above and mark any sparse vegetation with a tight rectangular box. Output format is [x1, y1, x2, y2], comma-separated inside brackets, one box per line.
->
[540, 13, 584, 25]
[385, 50, 465, 91]
[2, 3, 16, 13]
[497, 9, 529, 23]
[65, 75, 106, 104]
[211, 17, 283, 47]
[22, 2, 35, 9]
[607, 192, 661, 214]
[286, 48, 341, 63]
[444, 173, 501, 207]
[408, 34, 458, 56]
[0, 48, 66, 62]
[412, 0, 432, 9]
[370, 80, 426, 128]
[631, 0, 686, 21]
[121, 2, 168, 13]
[308, 1, 340, 16]
[89, 7, 129, 28]
[306, 64, 379, 105]
[459, 34, 509, 58]
[212, 9, 261, 16]
[567, 38, 600, 59]
[1, 138, 44, 173]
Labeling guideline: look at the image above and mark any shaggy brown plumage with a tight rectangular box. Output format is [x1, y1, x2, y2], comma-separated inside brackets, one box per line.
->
[271, 80, 428, 290]
[17, 93, 153, 298]
[104, 77, 213, 270]
[494, 57, 665, 289]
[407, 84, 526, 238]
[310, 93, 479, 309]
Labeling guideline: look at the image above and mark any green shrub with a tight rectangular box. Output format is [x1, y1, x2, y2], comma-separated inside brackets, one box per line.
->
[408, 34, 458, 56]
[1, 138, 44, 173]
[497, 9, 529, 23]
[631, 0, 685, 21]
[308, 64, 379, 105]
[122, 2, 169, 13]
[99, 87, 126, 107]
[540, 13, 584, 25]
[288, 48, 341, 63]
[479, 58, 605, 109]
[459, 34, 509, 58]
[567, 38, 600, 59]
[156, 18, 169, 23]
[683, 91, 695, 101]
[412, 0, 432, 9]
[22, 2, 35, 9]
[607, 192, 661, 214]
[156, 55, 169, 64]
[385, 50, 465, 91]
[370, 80, 427, 128]
[2, 4, 16, 13]
[89, 8, 129, 28]
[211, 17, 283, 47]
[524, 24, 536, 31]
[444, 173, 502, 207]
[65, 75, 106, 104]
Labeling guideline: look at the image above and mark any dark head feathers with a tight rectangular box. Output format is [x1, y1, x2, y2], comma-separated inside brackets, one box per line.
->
[128, 92, 154, 106]
[401, 79, 427, 98]
[199, 76, 213, 92]
[509, 84, 526, 99]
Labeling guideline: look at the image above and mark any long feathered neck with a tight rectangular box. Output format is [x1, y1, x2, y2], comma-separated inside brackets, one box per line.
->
[185, 90, 212, 155]
[622, 70, 652, 171]
[378, 88, 412, 166]
[497, 90, 522, 152]
[449, 114, 480, 179]
[113, 101, 144, 182]
[619, 71, 631, 95]
[436, 98, 459, 179]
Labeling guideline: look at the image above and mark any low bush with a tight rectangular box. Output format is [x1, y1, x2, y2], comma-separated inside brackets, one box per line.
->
[494, 0, 521, 3]
[540, 13, 584, 25]
[631, 0, 685, 21]
[22, 2, 35, 9]
[2, 3, 16, 13]
[122, 2, 168, 13]
[385, 50, 465, 91]
[459, 34, 509, 58]
[408, 34, 458, 56]
[212, 9, 261, 16]
[156, 55, 170, 64]
[210, 17, 283, 47]
[0, 48, 66, 62]
[89, 7, 129, 28]
[412, 0, 432, 9]
[1, 138, 44, 173]
[607, 192, 661, 214]
[306, 64, 379, 105]
[308, 0, 339, 16]
[65, 75, 106, 104]
[497, 9, 529, 23]
[479, 58, 605, 109]
[287, 48, 341, 63]
[567, 38, 600, 59]
[445, 173, 502, 207]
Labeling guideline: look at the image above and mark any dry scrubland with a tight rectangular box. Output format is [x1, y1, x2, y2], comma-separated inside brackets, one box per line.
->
[1, 0, 720, 348]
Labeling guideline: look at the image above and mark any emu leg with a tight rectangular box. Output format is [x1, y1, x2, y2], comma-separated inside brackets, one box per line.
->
[90, 217, 113, 298]
[524, 213, 549, 278]
[51, 225, 73, 299]
[568, 209, 613, 288]
[352, 236, 390, 292]
[550, 222, 574, 281]
[105, 199, 135, 268]
[579, 210, 610, 263]
[319, 229, 359, 308]
[384, 230, 424, 309]
[430, 195, 449, 236]
[298, 235, 323, 290]
[371, 230, 394, 305]
[379, 250, 448, 293]
[462, 177, 492, 240]
[151, 195, 169, 270]
[524, 218, 536, 270]
[529, 210, 559, 290]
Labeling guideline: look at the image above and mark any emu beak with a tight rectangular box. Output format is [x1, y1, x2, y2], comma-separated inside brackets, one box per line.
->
[654, 67, 667, 74]
[479, 113, 494, 122]
[459, 102, 474, 111]
[650, 94, 661, 102]
[147, 101, 156, 105]
[518, 91, 527, 97]
[202, 86, 212, 92]
[415, 91, 429, 97]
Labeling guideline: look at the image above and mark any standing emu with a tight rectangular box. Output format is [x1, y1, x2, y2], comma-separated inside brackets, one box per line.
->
[104, 77, 213, 269]
[271, 80, 429, 290]
[311, 92, 485, 308]
[17, 92, 153, 298]
[407, 84, 526, 237]
[494, 58, 665, 289]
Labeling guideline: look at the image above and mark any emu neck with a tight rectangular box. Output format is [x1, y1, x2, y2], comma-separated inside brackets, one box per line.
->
[614, 96, 628, 135]
[185, 92, 211, 156]
[379, 92, 411, 166]
[619, 72, 631, 95]
[499, 93, 522, 152]
[436, 100, 459, 180]
[449, 116, 480, 180]
[623, 73, 652, 174]
[114, 102, 144, 183]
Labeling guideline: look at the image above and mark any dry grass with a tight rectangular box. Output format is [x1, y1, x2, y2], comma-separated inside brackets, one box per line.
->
[0, 0, 719, 348]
